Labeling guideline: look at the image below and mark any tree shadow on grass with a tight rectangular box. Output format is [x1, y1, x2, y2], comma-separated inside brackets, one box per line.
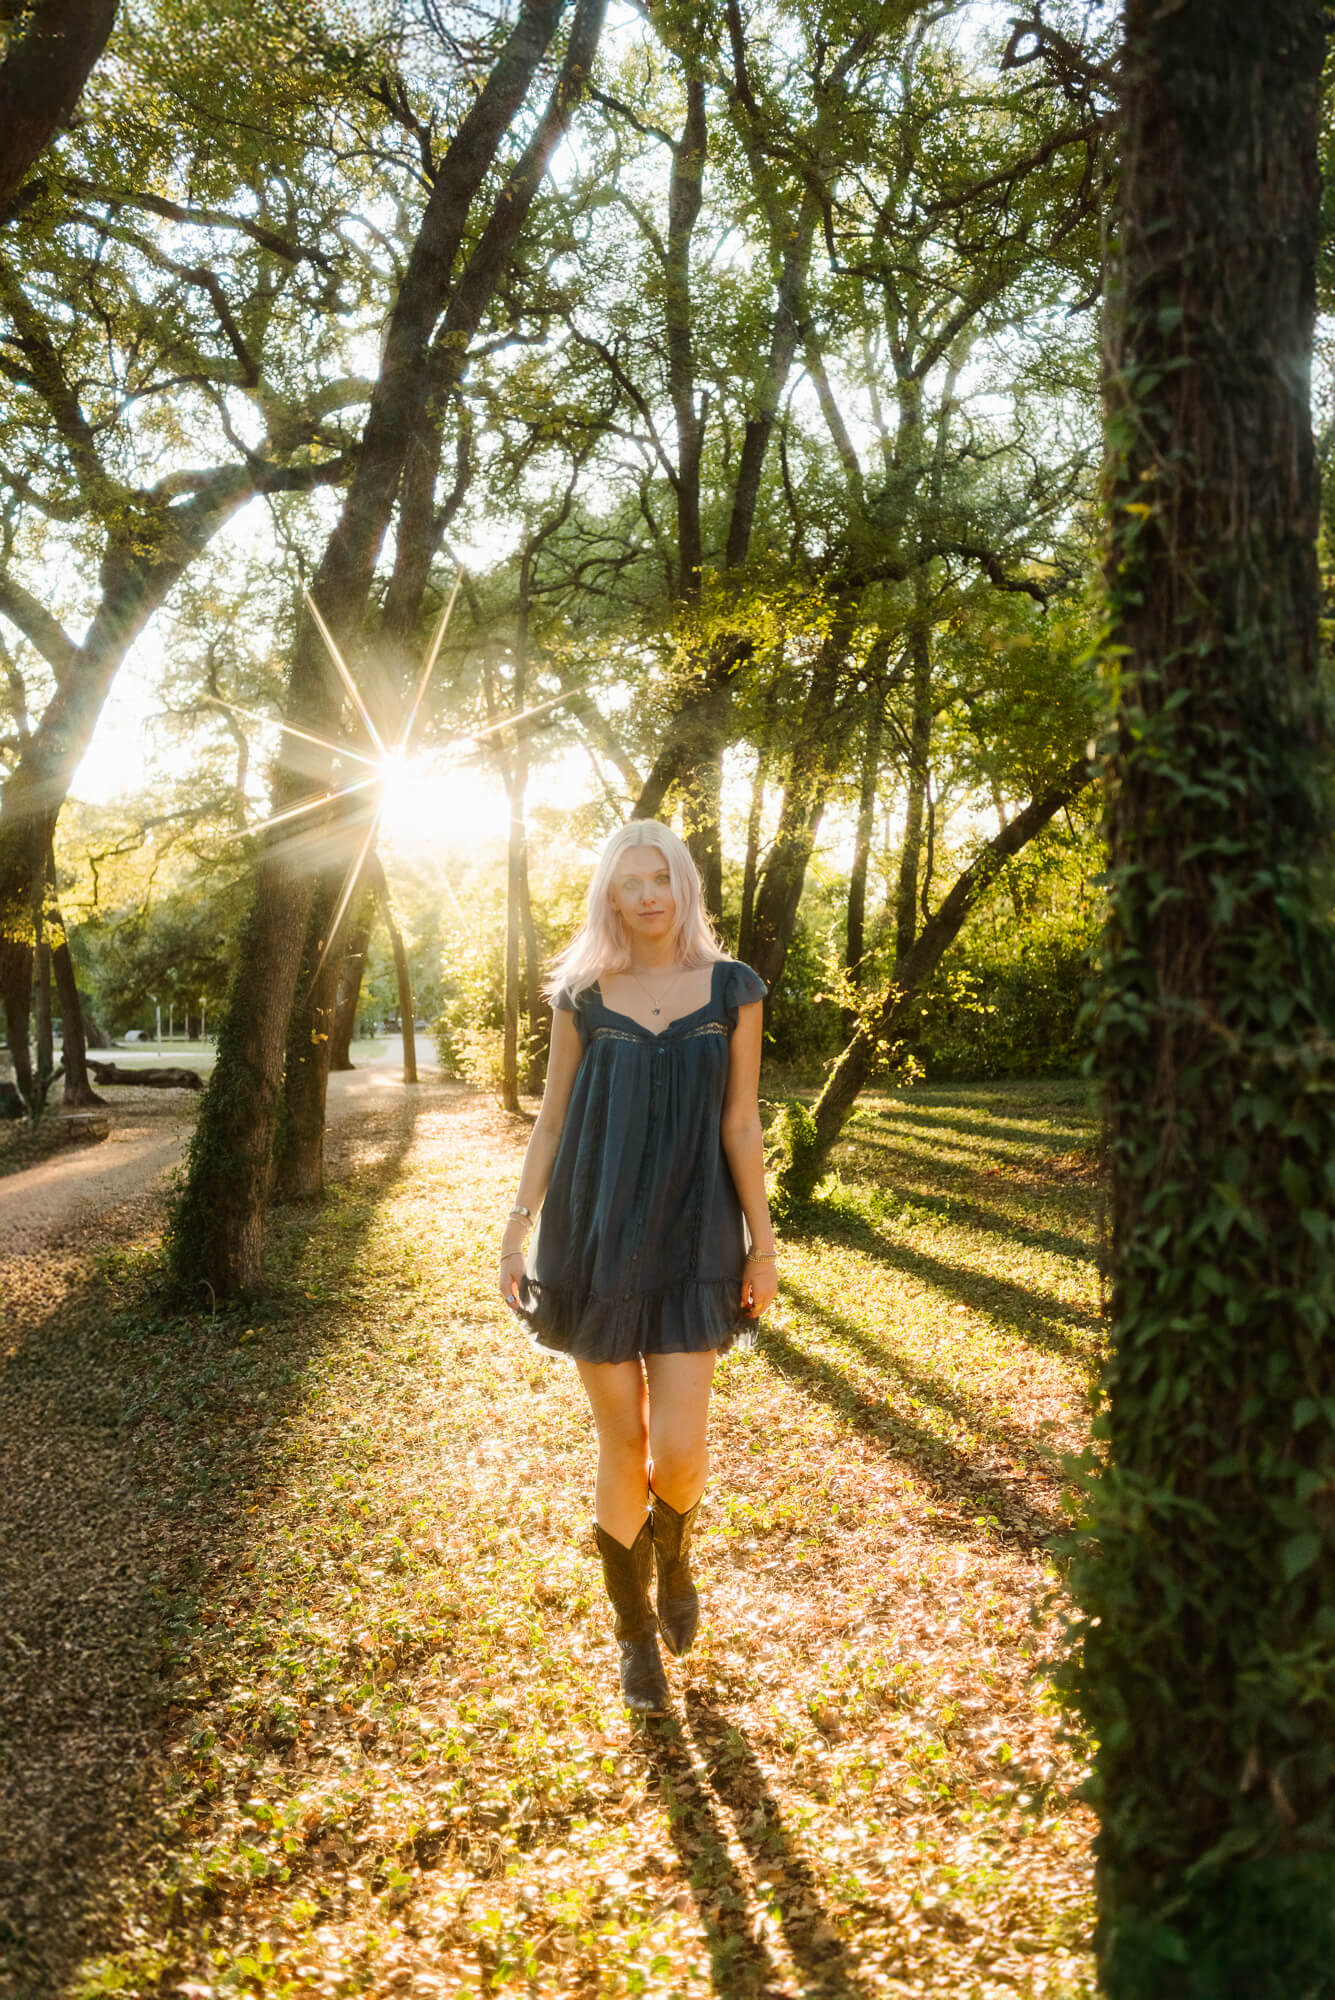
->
[783, 1273, 1070, 1511]
[758, 1315, 1063, 1553]
[795, 1201, 1101, 1358]
[639, 1700, 869, 1998]
[859, 1175, 1096, 1268]
[859, 1101, 1093, 1155]
[0, 1097, 424, 2000]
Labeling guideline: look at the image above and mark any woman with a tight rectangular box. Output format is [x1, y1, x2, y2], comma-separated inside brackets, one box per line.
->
[498, 821, 778, 1714]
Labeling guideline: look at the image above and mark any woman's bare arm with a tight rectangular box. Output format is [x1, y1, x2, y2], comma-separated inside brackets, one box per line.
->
[720, 999, 778, 1317]
[498, 1008, 584, 1304]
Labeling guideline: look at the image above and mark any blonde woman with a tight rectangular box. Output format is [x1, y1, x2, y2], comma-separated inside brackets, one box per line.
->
[499, 821, 777, 1713]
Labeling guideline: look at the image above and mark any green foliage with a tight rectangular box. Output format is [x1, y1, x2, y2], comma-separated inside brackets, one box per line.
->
[764, 920, 844, 1068]
[903, 912, 1098, 1082]
[72, 876, 249, 1035]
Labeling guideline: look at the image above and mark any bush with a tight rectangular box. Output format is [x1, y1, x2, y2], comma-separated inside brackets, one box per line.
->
[902, 914, 1097, 1080]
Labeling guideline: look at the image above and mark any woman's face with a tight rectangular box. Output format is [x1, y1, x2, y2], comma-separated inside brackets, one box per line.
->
[608, 845, 677, 945]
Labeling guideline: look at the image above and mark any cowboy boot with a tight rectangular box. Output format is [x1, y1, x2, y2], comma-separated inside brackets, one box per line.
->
[651, 1491, 701, 1657]
[595, 1516, 670, 1713]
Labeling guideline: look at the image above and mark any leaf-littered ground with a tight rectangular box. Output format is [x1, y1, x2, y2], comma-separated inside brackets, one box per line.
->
[0, 1076, 1101, 1999]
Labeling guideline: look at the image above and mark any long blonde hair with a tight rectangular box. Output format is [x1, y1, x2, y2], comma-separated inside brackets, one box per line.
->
[545, 820, 726, 1002]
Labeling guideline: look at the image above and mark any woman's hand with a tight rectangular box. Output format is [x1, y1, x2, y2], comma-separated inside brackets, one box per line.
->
[740, 1253, 778, 1319]
[499, 1248, 526, 1308]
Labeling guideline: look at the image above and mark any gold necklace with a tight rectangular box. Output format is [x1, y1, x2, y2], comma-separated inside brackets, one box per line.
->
[625, 962, 687, 1018]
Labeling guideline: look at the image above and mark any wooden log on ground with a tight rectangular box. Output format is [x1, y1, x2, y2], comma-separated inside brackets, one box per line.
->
[86, 1061, 203, 1091]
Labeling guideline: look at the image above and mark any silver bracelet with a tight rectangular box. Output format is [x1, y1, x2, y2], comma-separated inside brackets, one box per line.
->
[509, 1203, 533, 1222]
[746, 1249, 777, 1264]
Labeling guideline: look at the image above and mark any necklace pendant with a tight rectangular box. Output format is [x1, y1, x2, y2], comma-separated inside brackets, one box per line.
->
[652, 1006, 661, 1015]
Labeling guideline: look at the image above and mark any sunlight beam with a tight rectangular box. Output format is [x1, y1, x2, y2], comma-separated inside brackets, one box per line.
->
[303, 587, 388, 757]
[467, 686, 579, 745]
[310, 803, 384, 987]
[215, 701, 381, 772]
[236, 773, 380, 843]
[397, 569, 462, 755]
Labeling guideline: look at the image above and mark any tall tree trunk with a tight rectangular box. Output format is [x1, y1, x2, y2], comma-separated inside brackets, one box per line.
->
[894, 618, 932, 967]
[681, 746, 723, 923]
[844, 655, 888, 1033]
[370, 857, 417, 1085]
[1070, 6, 1335, 1991]
[273, 874, 342, 1201]
[737, 744, 767, 965]
[775, 757, 1090, 1204]
[330, 901, 374, 1071]
[747, 607, 858, 991]
[32, 929, 52, 1118]
[0, 0, 119, 218]
[47, 856, 101, 1108]
[168, 0, 577, 1296]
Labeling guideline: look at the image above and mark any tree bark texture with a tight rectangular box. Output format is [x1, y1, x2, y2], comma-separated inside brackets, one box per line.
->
[844, 651, 890, 1031]
[47, 865, 100, 1108]
[0, 0, 119, 218]
[169, 0, 577, 1295]
[370, 858, 417, 1086]
[893, 619, 933, 968]
[1068, 6, 1335, 1992]
[747, 606, 858, 991]
[330, 901, 374, 1071]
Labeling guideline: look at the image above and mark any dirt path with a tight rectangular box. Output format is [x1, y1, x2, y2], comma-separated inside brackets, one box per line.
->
[0, 1046, 433, 1255]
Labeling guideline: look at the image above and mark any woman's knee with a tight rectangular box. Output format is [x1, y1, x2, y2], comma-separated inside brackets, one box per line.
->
[650, 1436, 709, 1492]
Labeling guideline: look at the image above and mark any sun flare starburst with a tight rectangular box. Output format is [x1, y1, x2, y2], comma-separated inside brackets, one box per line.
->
[228, 576, 577, 991]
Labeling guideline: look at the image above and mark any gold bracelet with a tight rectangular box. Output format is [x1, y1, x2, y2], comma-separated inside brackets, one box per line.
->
[746, 1249, 777, 1263]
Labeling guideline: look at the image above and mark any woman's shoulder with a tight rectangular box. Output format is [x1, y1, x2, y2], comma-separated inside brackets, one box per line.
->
[716, 958, 767, 1013]
[554, 981, 599, 1013]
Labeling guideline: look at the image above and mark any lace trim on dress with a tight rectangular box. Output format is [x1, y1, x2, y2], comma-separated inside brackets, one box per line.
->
[590, 1021, 730, 1045]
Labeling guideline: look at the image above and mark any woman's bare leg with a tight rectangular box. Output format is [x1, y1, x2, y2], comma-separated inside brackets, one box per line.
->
[644, 1349, 717, 1511]
[576, 1357, 651, 1546]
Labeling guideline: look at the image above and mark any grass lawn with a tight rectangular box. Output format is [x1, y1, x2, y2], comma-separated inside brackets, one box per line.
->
[0, 1077, 1101, 1998]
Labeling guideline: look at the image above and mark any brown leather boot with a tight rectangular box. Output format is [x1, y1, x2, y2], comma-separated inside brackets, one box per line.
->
[594, 1517, 670, 1713]
[650, 1491, 701, 1657]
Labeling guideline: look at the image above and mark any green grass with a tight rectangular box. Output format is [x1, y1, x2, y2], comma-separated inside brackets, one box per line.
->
[0, 1079, 1100, 1998]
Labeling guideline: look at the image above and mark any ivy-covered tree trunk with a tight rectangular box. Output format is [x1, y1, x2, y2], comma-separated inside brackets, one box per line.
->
[1068, 6, 1335, 1993]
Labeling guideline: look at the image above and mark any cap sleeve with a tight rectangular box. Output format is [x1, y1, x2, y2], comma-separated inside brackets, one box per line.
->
[554, 985, 591, 1046]
[724, 960, 767, 1027]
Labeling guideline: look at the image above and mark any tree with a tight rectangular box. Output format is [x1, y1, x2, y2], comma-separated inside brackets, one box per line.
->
[170, 0, 608, 1295]
[0, 0, 118, 216]
[0, 0, 381, 1110]
[1062, 4, 1335, 1992]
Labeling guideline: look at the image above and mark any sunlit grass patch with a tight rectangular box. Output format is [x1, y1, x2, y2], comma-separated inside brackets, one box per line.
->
[5, 1080, 1100, 1998]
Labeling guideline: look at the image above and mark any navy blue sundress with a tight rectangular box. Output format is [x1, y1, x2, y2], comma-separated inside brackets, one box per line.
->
[519, 957, 768, 1364]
